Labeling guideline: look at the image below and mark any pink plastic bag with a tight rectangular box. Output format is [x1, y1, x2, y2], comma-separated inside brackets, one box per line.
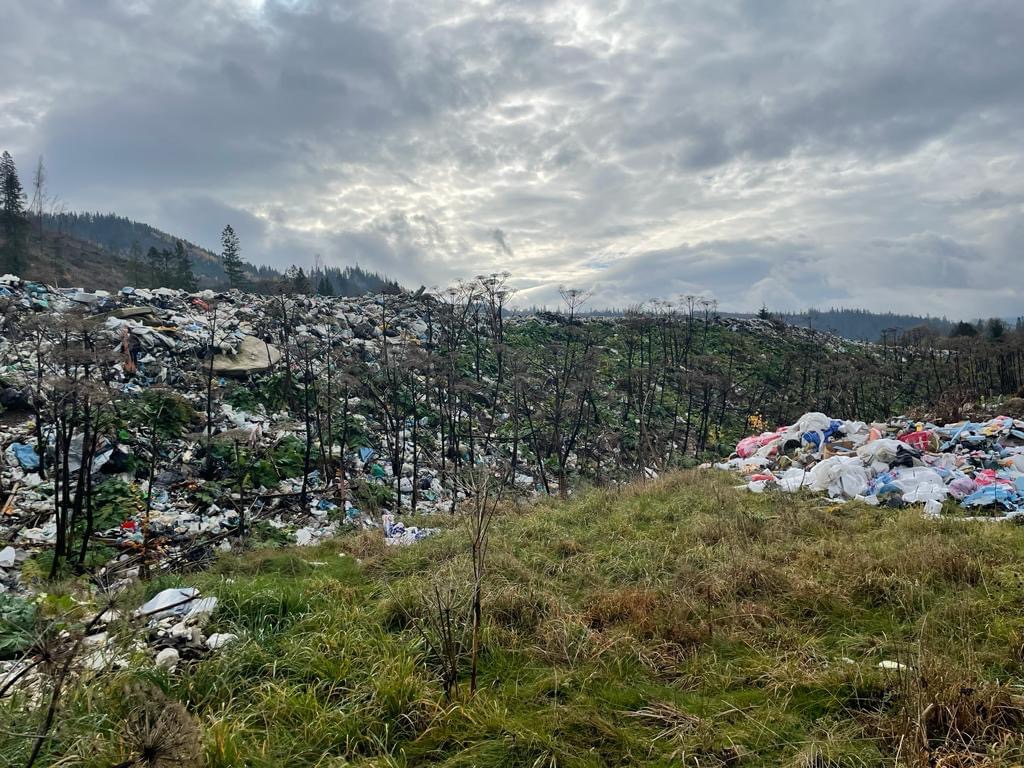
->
[736, 430, 783, 458]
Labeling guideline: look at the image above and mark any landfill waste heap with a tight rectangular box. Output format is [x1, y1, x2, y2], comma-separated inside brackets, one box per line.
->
[715, 410, 1024, 519]
[2, 273, 1024, 590]
[3, 272, 1024, 670]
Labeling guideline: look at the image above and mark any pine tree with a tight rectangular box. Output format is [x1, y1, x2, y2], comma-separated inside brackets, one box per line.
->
[159, 247, 174, 286]
[220, 224, 245, 288]
[287, 265, 308, 294]
[316, 273, 334, 295]
[173, 240, 197, 291]
[1, 150, 28, 274]
[128, 240, 143, 286]
[146, 246, 162, 286]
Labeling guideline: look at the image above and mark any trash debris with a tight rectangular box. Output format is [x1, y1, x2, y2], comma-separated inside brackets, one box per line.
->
[719, 411, 1024, 519]
[136, 587, 200, 619]
[9, 443, 39, 471]
[155, 647, 180, 670]
[211, 335, 282, 375]
[0, 280, 496, 600]
[382, 513, 437, 546]
[878, 660, 909, 671]
[206, 632, 238, 650]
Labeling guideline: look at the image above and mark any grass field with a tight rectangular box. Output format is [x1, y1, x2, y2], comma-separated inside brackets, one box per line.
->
[4, 470, 1024, 767]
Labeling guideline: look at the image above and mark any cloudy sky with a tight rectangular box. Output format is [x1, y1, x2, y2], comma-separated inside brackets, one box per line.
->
[3, 1, 1023, 315]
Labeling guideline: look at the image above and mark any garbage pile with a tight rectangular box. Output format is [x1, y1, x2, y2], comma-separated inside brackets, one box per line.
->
[0, 276, 531, 603]
[715, 411, 1024, 519]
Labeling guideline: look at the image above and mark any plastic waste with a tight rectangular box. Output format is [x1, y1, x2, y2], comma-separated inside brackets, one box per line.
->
[10, 443, 39, 470]
[723, 410, 1024, 519]
[806, 456, 869, 498]
[206, 633, 239, 650]
[382, 513, 437, 546]
[155, 647, 179, 669]
[136, 587, 200, 619]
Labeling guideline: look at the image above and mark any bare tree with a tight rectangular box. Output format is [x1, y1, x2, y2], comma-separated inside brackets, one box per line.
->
[463, 464, 503, 694]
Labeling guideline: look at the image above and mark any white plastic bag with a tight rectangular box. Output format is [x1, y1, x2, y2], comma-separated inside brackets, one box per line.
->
[807, 456, 869, 498]
[891, 467, 948, 503]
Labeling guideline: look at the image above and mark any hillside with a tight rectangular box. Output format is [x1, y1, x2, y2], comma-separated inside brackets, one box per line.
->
[44, 211, 229, 285]
[5, 226, 135, 290]
[518, 308, 960, 343]
[3, 472, 1023, 766]
[6, 211, 399, 295]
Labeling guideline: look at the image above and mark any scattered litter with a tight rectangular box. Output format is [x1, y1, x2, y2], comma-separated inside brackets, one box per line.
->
[878, 660, 909, 671]
[127, 587, 235, 669]
[206, 632, 239, 650]
[0, 280, 490, 600]
[383, 513, 437, 546]
[10, 443, 39, 471]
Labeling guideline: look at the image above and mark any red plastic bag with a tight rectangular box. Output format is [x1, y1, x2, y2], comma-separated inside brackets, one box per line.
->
[898, 430, 932, 452]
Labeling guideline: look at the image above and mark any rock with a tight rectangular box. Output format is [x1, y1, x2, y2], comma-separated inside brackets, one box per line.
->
[155, 647, 179, 670]
[0, 546, 15, 568]
[211, 336, 282, 375]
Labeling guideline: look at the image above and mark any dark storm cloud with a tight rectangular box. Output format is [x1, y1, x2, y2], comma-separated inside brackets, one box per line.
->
[2, 0, 1023, 316]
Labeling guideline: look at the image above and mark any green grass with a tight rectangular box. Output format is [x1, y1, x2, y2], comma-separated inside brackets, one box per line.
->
[4, 471, 1024, 766]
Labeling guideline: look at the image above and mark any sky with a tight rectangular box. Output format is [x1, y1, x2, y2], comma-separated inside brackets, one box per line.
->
[2, 0, 1023, 315]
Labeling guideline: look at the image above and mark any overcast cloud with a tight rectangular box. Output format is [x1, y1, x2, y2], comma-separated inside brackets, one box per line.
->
[2, 0, 1023, 316]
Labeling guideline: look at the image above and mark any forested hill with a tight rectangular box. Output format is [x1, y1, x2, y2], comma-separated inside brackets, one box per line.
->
[44, 211, 225, 282]
[26, 211, 399, 295]
[732, 308, 954, 341]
